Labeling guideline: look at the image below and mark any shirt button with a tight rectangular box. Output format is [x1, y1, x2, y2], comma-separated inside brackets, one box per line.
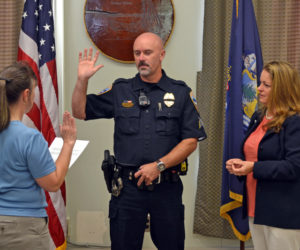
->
[145, 110, 149, 113]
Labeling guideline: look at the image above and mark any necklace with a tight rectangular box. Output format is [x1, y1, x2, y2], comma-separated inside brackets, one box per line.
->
[265, 110, 273, 120]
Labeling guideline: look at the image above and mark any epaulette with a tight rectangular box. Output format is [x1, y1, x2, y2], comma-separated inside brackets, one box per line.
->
[97, 78, 132, 95]
[113, 78, 132, 85]
[169, 78, 188, 87]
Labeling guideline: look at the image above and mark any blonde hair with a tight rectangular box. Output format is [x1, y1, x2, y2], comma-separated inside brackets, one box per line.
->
[0, 61, 37, 132]
[260, 61, 300, 132]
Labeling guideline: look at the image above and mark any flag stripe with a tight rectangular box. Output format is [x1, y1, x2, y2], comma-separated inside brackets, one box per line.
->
[46, 60, 59, 99]
[17, 47, 42, 107]
[49, 188, 67, 235]
[40, 63, 60, 136]
[45, 192, 66, 246]
[22, 113, 38, 130]
[18, 30, 39, 66]
[26, 103, 41, 130]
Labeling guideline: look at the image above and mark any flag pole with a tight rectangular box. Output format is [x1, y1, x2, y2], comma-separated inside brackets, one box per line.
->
[240, 240, 245, 250]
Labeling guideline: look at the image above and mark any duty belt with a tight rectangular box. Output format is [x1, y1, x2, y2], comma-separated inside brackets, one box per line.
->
[119, 166, 180, 185]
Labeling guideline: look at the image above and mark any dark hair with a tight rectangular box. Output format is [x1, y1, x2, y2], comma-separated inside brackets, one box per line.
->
[0, 61, 37, 132]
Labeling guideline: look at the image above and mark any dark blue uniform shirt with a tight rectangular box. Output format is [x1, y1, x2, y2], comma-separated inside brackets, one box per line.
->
[85, 70, 206, 166]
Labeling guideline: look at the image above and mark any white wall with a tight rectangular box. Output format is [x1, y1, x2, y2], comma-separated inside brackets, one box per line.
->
[61, 0, 243, 248]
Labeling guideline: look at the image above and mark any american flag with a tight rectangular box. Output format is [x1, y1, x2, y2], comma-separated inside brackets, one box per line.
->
[18, 0, 67, 249]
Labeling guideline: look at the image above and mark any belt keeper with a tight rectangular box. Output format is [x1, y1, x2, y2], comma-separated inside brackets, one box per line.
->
[157, 174, 161, 184]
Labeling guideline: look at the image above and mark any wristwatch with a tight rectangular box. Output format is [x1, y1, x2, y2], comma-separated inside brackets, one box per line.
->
[156, 160, 166, 172]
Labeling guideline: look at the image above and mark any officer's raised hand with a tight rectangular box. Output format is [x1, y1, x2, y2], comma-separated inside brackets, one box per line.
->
[72, 48, 104, 120]
[134, 162, 160, 186]
[78, 47, 104, 82]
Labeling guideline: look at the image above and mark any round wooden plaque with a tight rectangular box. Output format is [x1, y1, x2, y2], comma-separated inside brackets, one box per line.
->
[84, 0, 175, 63]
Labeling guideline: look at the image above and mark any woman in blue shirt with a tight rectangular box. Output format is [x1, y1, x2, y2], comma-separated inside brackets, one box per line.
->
[0, 62, 77, 249]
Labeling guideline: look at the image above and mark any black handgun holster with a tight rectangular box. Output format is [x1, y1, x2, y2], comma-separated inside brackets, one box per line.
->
[101, 150, 115, 193]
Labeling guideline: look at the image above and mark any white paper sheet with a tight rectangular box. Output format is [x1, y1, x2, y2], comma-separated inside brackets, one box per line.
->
[49, 137, 89, 168]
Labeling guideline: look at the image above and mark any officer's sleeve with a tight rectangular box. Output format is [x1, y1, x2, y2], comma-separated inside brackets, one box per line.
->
[85, 85, 114, 120]
[180, 90, 207, 141]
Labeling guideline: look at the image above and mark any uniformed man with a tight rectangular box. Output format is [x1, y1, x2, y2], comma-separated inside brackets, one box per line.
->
[72, 32, 206, 250]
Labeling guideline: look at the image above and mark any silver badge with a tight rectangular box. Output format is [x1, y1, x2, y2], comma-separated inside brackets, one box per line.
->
[163, 93, 175, 107]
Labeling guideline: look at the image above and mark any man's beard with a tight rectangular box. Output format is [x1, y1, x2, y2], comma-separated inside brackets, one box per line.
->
[137, 62, 151, 76]
[138, 67, 151, 76]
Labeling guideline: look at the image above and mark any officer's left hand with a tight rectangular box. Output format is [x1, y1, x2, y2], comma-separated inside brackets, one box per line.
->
[134, 162, 160, 186]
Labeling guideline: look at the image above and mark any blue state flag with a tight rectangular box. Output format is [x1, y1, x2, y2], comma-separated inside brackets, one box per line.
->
[220, 0, 263, 241]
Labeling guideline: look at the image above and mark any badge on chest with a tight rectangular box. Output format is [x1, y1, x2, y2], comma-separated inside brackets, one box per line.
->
[163, 93, 175, 107]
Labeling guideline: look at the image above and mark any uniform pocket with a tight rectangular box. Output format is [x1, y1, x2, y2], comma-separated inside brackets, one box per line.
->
[115, 107, 140, 134]
[156, 108, 181, 135]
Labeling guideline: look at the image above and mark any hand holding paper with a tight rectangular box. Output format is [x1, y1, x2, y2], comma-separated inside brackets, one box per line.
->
[49, 137, 89, 168]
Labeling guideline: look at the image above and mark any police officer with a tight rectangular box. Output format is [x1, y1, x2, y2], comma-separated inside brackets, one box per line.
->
[72, 32, 206, 250]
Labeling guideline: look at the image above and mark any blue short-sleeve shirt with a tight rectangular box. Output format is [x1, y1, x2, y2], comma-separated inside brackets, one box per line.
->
[0, 121, 56, 217]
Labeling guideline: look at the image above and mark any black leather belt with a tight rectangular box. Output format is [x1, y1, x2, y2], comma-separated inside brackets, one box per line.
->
[118, 165, 180, 184]
[120, 167, 138, 180]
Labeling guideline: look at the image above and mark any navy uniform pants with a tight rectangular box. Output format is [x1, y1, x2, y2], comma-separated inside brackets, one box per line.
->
[109, 177, 185, 250]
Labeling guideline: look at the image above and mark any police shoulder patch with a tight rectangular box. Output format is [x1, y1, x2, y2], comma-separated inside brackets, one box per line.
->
[97, 85, 112, 95]
[189, 91, 199, 112]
